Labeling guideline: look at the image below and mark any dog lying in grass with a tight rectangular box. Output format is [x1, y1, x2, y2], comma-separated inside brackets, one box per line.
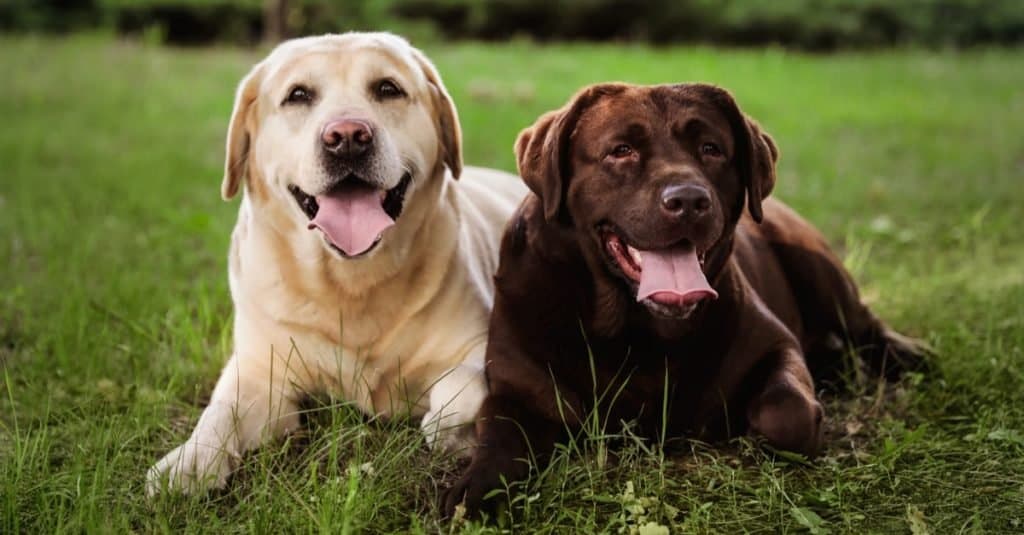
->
[146, 33, 526, 496]
[444, 82, 929, 516]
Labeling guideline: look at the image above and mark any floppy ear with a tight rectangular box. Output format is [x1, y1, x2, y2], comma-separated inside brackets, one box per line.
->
[515, 85, 615, 222]
[742, 117, 779, 223]
[514, 110, 570, 221]
[222, 64, 264, 200]
[410, 48, 463, 179]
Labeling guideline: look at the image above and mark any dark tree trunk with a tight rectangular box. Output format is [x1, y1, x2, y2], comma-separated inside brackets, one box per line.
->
[263, 0, 289, 43]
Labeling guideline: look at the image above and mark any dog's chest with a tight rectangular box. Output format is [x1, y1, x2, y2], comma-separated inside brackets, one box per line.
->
[566, 335, 728, 433]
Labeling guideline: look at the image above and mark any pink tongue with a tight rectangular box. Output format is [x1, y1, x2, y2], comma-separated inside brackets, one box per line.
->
[308, 183, 394, 256]
[636, 246, 718, 306]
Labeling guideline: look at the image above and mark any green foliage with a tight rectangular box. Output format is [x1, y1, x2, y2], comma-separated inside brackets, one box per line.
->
[2, 35, 1024, 532]
[2, 0, 1024, 48]
[397, 0, 1024, 49]
[0, 0, 106, 32]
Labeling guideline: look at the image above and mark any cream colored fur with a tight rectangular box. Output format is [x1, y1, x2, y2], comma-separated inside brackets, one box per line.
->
[146, 33, 526, 495]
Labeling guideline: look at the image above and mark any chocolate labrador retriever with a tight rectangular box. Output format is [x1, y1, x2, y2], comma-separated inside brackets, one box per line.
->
[443, 82, 929, 516]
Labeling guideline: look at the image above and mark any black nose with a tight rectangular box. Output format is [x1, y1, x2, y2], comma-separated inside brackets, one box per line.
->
[321, 118, 373, 159]
[660, 183, 711, 219]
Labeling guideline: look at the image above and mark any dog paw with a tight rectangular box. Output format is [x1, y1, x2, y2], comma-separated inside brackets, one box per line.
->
[441, 463, 506, 520]
[421, 364, 486, 456]
[442, 452, 532, 520]
[748, 383, 824, 457]
[421, 408, 477, 457]
[146, 440, 236, 497]
[877, 327, 934, 380]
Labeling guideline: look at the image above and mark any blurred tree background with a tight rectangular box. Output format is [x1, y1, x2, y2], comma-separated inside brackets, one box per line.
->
[1, 0, 1022, 49]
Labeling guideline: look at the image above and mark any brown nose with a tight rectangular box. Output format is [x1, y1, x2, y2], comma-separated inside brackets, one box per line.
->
[661, 183, 711, 219]
[321, 119, 373, 159]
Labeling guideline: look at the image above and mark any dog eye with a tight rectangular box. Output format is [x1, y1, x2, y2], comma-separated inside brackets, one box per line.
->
[375, 79, 405, 100]
[701, 142, 723, 158]
[283, 85, 315, 105]
[609, 144, 635, 158]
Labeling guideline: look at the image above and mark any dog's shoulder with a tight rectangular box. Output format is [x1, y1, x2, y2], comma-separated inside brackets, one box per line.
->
[502, 195, 580, 257]
[493, 194, 589, 305]
[500, 197, 534, 259]
[496, 195, 582, 285]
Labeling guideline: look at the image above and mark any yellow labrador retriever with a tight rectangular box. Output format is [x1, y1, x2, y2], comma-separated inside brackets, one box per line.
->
[146, 33, 526, 495]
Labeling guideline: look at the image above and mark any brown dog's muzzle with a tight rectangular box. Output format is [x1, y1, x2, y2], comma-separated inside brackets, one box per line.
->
[598, 174, 723, 316]
[637, 173, 719, 251]
[660, 182, 712, 223]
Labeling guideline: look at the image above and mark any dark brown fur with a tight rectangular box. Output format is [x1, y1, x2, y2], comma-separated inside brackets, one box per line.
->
[443, 83, 929, 517]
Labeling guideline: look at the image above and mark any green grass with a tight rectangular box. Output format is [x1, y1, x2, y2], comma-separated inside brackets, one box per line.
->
[1, 33, 1023, 533]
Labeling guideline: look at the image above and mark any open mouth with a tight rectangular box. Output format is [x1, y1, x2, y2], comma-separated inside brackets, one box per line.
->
[288, 172, 412, 258]
[599, 224, 718, 316]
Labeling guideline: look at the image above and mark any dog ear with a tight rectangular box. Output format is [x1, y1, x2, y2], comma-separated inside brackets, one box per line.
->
[515, 85, 615, 222]
[411, 48, 463, 180]
[514, 110, 568, 221]
[742, 117, 779, 223]
[222, 64, 264, 200]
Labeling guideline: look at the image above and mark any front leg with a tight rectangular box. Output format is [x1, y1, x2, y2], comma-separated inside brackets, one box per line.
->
[146, 353, 301, 496]
[420, 344, 487, 456]
[746, 347, 824, 456]
[441, 203, 587, 518]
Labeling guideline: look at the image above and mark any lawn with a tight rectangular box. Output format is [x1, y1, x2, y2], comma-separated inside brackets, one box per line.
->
[1, 34, 1022, 533]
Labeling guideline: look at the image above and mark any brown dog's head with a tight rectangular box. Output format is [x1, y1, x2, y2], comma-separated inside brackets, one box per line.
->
[516, 83, 778, 320]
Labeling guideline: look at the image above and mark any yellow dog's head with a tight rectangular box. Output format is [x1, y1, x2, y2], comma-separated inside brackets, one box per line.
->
[223, 32, 462, 259]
